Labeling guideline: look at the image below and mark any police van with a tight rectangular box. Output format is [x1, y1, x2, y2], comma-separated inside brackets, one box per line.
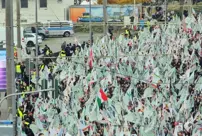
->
[43, 21, 74, 37]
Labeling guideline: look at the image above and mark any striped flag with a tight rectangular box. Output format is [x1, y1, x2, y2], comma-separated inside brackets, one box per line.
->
[97, 89, 108, 107]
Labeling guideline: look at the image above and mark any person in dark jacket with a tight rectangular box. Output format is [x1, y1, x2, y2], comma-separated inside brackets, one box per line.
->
[20, 62, 26, 79]
[65, 45, 72, 56]
[108, 26, 113, 40]
[31, 27, 36, 33]
[42, 45, 50, 55]
[81, 41, 86, 49]
[71, 44, 76, 54]
[24, 127, 35, 136]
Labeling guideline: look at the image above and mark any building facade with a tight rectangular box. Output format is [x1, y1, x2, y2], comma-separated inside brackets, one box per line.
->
[0, 0, 74, 26]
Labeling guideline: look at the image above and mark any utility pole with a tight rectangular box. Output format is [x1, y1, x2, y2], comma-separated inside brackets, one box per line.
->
[6, 0, 16, 135]
[6, 0, 12, 111]
[133, 0, 136, 26]
[103, 0, 107, 35]
[188, 0, 192, 16]
[16, 0, 22, 62]
[35, 0, 39, 90]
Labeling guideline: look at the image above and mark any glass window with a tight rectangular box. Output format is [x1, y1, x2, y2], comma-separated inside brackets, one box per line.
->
[25, 34, 34, 38]
[21, 0, 28, 8]
[50, 22, 60, 27]
[1, 0, 5, 8]
[40, 0, 47, 8]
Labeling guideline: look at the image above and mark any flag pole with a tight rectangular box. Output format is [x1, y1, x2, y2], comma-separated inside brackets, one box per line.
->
[89, 0, 92, 45]
[103, 0, 108, 36]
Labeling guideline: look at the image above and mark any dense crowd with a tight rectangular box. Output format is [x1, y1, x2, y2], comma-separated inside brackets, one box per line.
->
[15, 13, 202, 136]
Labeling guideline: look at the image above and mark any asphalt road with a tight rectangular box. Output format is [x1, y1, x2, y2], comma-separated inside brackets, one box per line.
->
[40, 33, 103, 53]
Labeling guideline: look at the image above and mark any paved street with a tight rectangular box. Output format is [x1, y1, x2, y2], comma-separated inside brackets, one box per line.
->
[40, 33, 103, 53]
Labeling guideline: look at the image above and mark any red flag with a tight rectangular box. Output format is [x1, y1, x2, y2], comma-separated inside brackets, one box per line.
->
[88, 48, 93, 69]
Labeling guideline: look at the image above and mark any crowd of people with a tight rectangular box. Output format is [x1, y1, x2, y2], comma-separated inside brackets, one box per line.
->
[14, 11, 202, 136]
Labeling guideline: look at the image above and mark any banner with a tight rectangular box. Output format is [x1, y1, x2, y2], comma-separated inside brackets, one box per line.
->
[0, 50, 6, 91]
[69, 5, 138, 23]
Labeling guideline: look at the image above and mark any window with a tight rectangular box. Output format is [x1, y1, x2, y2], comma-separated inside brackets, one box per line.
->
[26, 34, 34, 38]
[50, 22, 60, 27]
[40, 0, 47, 8]
[1, 0, 5, 8]
[21, 0, 28, 8]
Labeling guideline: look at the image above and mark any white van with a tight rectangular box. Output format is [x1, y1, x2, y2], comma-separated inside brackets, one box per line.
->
[43, 21, 74, 37]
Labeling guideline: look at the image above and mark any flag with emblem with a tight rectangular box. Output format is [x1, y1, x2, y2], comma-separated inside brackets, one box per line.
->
[97, 89, 108, 107]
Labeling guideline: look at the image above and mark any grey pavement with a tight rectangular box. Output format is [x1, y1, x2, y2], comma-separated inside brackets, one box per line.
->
[40, 33, 103, 53]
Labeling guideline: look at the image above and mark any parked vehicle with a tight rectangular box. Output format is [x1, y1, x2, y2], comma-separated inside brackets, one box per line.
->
[24, 33, 42, 47]
[42, 21, 74, 37]
[108, 12, 124, 22]
[23, 27, 49, 40]
[78, 12, 103, 22]
[0, 27, 24, 46]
